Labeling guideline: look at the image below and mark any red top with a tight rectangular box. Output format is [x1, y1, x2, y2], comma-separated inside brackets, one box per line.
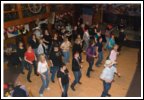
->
[24, 50, 35, 62]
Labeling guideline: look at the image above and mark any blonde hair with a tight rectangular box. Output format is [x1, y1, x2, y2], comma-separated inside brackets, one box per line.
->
[39, 54, 46, 62]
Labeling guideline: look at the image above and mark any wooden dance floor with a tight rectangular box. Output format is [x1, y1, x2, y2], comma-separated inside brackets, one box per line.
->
[15, 46, 139, 97]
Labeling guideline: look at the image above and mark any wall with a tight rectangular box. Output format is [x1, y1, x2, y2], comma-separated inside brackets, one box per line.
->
[4, 4, 50, 48]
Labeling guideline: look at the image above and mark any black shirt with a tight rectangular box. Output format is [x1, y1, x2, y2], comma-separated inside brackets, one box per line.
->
[72, 58, 81, 71]
[12, 85, 27, 97]
[29, 39, 39, 49]
[17, 48, 26, 59]
[96, 42, 103, 52]
[77, 27, 84, 39]
[118, 32, 126, 42]
[43, 34, 52, 45]
[72, 30, 78, 41]
[72, 43, 82, 56]
[51, 39, 60, 51]
[58, 32, 64, 43]
[57, 69, 69, 85]
[52, 39, 60, 47]
[49, 51, 63, 66]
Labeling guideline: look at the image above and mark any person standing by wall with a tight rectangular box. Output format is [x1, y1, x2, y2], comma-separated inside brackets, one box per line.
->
[118, 29, 127, 52]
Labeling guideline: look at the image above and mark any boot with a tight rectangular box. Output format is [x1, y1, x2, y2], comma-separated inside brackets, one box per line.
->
[71, 83, 75, 91]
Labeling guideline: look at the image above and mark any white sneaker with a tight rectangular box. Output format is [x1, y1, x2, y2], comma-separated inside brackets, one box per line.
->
[39, 94, 43, 97]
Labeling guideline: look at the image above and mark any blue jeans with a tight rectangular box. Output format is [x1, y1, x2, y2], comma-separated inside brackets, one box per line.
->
[86, 59, 94, 76]
[20, 58, 26, 73]
[107, 47, 112, 59]
[83, 40, 89, 51]
[62, 83, 69, 97]
[96, 51, 103, 66]
[72, 70, 82, 86]
[47, 44, 52, 54]
[101, 81, 112, 97]
[26, 61, 37, 80]
[50, 66, 59, 81]
[63, 51, 70, 64]
[33, 48, 38, 57]
[39, 70, 49, 94]
[105, 37, 110, 49]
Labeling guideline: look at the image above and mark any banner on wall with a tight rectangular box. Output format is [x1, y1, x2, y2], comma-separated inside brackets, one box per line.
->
[82, 14, 93, 25]
[82, 7, 93, 25]
[5, 24, 29, 38]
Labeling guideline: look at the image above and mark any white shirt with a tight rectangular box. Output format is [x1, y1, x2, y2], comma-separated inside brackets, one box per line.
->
[100, 66, 117, 82]
[34, 30, 42, 39]
[37, 61, 48, 74]
[37, 44, 47, 55]
[37, 44, 44, 55]
[66, 25, 72, 32]
[83, 31, 90, 42]
[109, 50, 118, 62]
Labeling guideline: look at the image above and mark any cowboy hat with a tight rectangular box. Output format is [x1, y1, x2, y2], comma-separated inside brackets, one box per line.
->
[104, 60, 116, 67]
